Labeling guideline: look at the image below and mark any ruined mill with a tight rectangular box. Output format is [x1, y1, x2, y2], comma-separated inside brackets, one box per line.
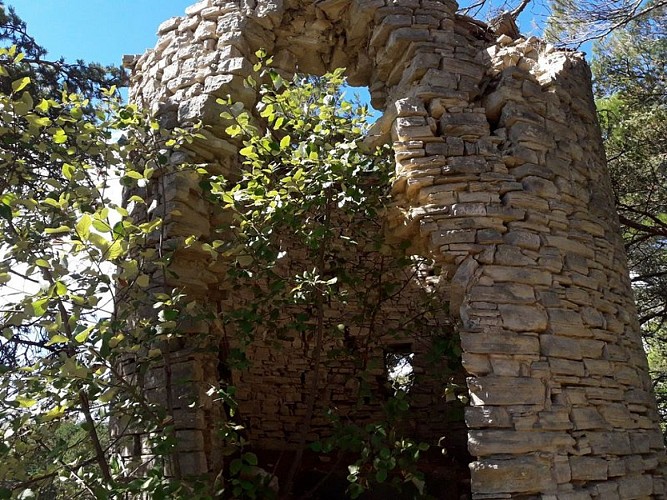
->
[119, 0, 667, 497]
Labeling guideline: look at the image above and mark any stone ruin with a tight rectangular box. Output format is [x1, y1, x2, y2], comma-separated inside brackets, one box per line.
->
[120, 0, 667, 497]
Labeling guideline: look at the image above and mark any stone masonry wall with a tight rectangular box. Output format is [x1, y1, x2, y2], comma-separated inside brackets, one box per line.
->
[123, 0, 667, 497]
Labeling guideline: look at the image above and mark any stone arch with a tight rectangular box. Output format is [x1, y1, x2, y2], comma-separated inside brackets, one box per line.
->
[121, 0, 667, 497]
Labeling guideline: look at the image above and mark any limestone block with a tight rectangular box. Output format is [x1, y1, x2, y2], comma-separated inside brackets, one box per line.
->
[384, 26, 431, 56]
[469, 429, 575, 456]
[537, 409, 574, 431]
[569, 456, 608, 481]
[470, 456, 556, 494]
[486, 205, 526, 222]
[547, 308, 589, 337]
[522, 175, 558, 197]
[445, 155, 489, 175]
[540, 335, 604, 360]
[483, 86, 524, 122]
[498, 303, 548, 332]
[549, 358, 585, 377]
[178, 15, 201, 33]
[628, 431, 652, 454]
[432, 228, 477, 245]
[552, 491, 595, 500]
[469, 283, 536, 304]
[585, 387, 624, 401]
[158, 17, 181, 36]
[494, 244, 537, 266]
[508, 123, 555, 151]
[465, 406, 513, 429]
[510, 163, 554, 181]
[553, 454, 572, 483]
[484, 265, 552, 286]
[616, 474, 654, 498]
[503, 190, 550, 211]
[599, 403, 635, 429]
[499, 101, 544, 129]
[441, 56, 485, 80]
[392, 119, 434, 141]
[503, 229, 541, 250]
[476, 229, 504, 244]
[440, 112, 490, 138]
[468, 376, 545, 406]
[592, 482, 620, 499]
[461, 331, 540, 355]
[194, 20, 217, 41]
[399, 52, 443, 85]
[489, 356, 525, 376]
[586, 431, 633, 455]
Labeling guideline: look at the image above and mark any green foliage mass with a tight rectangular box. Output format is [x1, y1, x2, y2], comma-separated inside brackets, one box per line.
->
[0, 41, 206, 496]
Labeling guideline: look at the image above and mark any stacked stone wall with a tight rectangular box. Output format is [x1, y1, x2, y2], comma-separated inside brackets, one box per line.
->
[123, 0, 667, 497]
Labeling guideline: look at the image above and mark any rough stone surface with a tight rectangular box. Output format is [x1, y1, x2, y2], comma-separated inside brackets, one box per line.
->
[120, 0, 667, 497]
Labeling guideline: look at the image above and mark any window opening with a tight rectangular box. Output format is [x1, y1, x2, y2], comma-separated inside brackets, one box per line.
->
[384, 344, 415, 393]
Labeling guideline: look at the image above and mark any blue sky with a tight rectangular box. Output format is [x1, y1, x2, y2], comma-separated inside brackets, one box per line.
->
[7, 1, 194, 66]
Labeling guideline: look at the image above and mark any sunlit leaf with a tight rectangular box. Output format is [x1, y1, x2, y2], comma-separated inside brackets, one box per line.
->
[16, 396, 37, 408]
[46, 334, 69, 346]
[11, 76, 30, 93]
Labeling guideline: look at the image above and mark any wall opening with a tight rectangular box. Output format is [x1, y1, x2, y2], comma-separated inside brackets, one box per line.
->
[384, 343, 415, 393]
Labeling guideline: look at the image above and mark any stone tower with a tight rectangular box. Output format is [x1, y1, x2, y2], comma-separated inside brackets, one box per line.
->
[122, 0, 667, 497]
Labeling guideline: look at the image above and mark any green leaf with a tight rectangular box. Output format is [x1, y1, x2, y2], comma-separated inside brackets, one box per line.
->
[88, 232, 108, 252]
[11, 76, 30, 93]
[125, 170, 143, 180]
[31, 297, 49, 316]
[106, 240, 124, 260]
[46, 334, 69, 346]
[98, 388, 119, 404]
[230, 459, 243, 476]
[26, 114, 51, 127]
[35, 99, 50, 113]
[92, 219, 111, 232]
[243, 452, 258, 466]
[76, 213, 92, 240]
[35, 258, 49, 268]
[136, 274, 150, 287]
[375, 468, 387, 483]
[44, 225, 70, 235]
[53, 128, 67, 144]
[280, 135, 291, 149]
[239, 145, 256, 158]
[54, 281, 67, 296]
[74, 326, 93, 343]
[62, 163, 75, 180]
[16, 396, 37, 408]
[0, 202, 12, 221]
[41, 405, 66, 422]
